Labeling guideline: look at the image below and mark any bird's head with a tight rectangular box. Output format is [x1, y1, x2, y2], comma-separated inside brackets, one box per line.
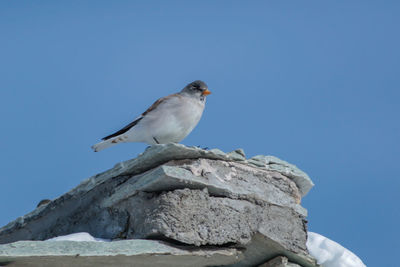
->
[181, 80, 211, 100]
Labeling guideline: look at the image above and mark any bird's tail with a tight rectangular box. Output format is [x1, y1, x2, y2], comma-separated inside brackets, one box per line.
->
[91, 138, 118, 152]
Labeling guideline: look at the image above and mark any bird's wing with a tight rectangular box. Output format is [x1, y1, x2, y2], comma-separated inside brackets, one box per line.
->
[101, 93, 180, 140]
[101, 116, 143, 140]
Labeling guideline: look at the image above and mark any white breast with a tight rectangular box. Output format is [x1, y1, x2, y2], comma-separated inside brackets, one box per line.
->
[130, 95, 205, 144]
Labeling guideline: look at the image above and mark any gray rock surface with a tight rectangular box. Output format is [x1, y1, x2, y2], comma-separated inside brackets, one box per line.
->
[0, 239, 243, 267]
[128, 188, 305, 249]
[75, 144, 313, 197]
[258, 256, 302, 267]
[248, 155, 314, 196]
[0, 144, 316, 267]
[107, 158, 306, 215]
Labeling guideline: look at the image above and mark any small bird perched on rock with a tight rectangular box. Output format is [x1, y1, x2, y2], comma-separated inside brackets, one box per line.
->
[92, 80, 211, 152]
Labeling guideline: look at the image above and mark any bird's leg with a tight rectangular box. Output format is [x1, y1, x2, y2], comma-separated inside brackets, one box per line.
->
[153, 137, 160, 144]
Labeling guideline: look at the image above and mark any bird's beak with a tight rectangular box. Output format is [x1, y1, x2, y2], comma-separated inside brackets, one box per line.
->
[202, 89, 211, 96]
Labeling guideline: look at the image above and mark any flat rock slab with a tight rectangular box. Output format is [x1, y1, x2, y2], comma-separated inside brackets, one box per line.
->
[0, 239, 243, 267]
[106, 158, 306, 216]
[73, 144, 313, 198]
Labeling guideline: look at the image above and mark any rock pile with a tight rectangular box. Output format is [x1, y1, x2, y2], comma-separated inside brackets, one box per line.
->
[0, 144, 317, 267]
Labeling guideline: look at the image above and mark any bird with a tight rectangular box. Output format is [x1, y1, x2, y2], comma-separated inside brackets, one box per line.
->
[91, 80, 211, 152]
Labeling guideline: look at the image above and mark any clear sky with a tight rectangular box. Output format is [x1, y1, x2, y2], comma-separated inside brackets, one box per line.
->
[1, 1, 399, 266]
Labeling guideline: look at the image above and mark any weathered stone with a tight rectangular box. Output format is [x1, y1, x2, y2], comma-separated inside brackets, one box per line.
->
[126, 188, 306, 249]
[36, 199, 51, 208]
[74, 144, 312, 198]
[258, 256, 302, 267]
[0, 239, 243, 267]
[0, 156, 309, 244]
[106, 158, 305, 215]
[121, 188, 316, 267]
[232, 234, 317, 267]
[248, 155, 314, 196]
[68, 144, 241, 198]
[0, 144, 316, 267]
[227, 149, 246, 161]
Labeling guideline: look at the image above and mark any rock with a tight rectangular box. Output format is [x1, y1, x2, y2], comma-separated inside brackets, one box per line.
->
[0, 144, 316, 267]
[111, 158, 305, 215]
[128, 188, 306, 248]
[0, 239, 243, 267]
[248, 155, 314, 196]
[227, 149, 246, 161]
[75, 144, 312, 197]
[258, 256, 302, 267]
[232, 233, 317, 267]
[36, 199, 51, 208]
[126, 188, 315, 267]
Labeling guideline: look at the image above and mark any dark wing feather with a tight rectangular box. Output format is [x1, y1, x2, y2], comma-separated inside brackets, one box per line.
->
[102, 116, 143, 140]
[101, 94, 179, 141]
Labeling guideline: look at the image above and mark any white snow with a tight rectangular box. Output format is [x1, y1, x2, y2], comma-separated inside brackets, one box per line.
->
[46, 232, 110, 242]
[307, 232, 366, 267]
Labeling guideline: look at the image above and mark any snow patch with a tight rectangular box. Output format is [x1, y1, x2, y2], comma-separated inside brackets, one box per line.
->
[307, 232, 366, 267]
[46, 232, 111, 242]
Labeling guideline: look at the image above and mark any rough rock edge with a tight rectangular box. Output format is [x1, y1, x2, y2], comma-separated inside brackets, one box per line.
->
[0, 239, 241, 257]
[104, 159, 307, 216]
[0, 144, 313, 241]
[248, 155, 314, 196]
[76, 144, 313, 197]
[127, 188, 307, 250]
[258, 255, 302, 267]
[0, 239, 243, 267]
[0, 144, 317, 267]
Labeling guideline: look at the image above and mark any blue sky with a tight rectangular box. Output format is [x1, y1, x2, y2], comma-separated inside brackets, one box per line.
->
[1, 1, 399, 266]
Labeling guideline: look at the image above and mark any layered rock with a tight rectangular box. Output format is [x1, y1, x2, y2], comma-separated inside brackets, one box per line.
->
[0, 239, 242, 267]
[0, 144, 316, 267]
[258, 256, 302, 267]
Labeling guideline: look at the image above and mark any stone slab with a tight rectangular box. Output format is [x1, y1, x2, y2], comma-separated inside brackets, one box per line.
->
[248, 155, 314, 196]
[0, 239, 243, 267]
[122, 188, 314, 267]
[0, 144, 313, 245]
[0, 153, 310, 244]
[0, 144, 315, 267]
[105, 158, 306, 216]
[74, 144, 313, 198]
